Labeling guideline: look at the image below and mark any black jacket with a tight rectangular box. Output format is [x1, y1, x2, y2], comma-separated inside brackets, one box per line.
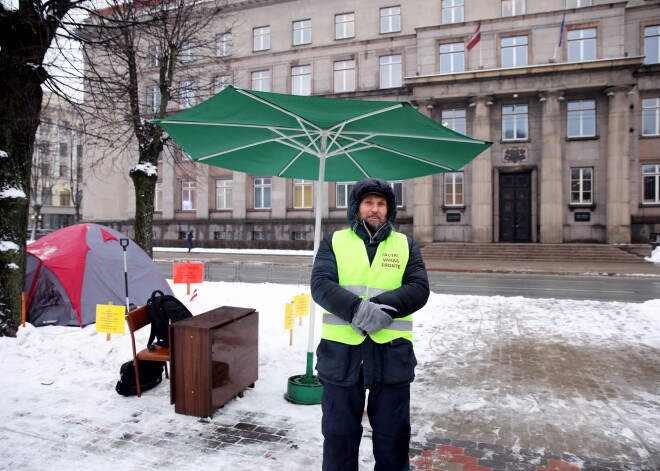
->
[311, 178, 430, 388]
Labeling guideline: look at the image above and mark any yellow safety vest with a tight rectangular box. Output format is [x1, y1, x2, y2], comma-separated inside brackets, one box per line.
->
[321, 228, 412, 345]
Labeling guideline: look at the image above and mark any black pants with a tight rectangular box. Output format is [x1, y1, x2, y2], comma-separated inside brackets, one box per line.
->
[321, 379, 411, 471]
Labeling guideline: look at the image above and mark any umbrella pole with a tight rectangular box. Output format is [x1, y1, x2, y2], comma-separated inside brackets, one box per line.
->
[284, 131, 326, 404]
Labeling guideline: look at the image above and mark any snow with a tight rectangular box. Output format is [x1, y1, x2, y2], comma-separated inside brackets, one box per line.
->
[132, 162, 158, 177]
[0, 186, 26, 199]
[0, 150, 7, 158]
[0, 240, 20, 252]
[645, 246, 660, 263]
[1, 280, 658, 470]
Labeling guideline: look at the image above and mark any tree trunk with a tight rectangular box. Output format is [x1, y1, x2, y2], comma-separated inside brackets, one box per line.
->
[130, 162, 157, 258]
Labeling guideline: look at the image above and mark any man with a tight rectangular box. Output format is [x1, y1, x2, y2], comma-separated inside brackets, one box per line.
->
[311, 177, 430, 471]
[186, 229, 194, 252]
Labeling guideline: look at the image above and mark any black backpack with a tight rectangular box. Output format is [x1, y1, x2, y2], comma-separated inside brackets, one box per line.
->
[146, 290, 193, 349]
[115, 359, 164, 396]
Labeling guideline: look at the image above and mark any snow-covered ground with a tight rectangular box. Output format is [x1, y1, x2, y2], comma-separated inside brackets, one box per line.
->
[1, 280, 658, 470]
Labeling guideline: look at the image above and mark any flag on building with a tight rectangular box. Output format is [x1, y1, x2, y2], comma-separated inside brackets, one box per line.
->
[557, 11, 567, 48]
[466, 21, 482, 51]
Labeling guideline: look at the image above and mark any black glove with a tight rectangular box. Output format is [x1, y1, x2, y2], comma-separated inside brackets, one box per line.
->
[351, 299, 396, 335]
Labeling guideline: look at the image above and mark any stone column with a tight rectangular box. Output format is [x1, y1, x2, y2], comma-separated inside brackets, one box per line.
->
[606, 86, 632, 244]
[470, 96, 493, 242]
[162, 159, 175, 220]
[539, 90, 564, 243]
[196, 166, 209, 220]
[232, 171, 247, 219]
[413, 103, 435, 243]
[271, 176, 286, 219]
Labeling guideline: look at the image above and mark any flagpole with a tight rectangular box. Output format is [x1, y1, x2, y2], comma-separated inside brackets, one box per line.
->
[553, 10, 567, 62]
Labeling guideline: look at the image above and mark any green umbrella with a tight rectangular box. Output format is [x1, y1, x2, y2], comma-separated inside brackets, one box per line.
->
[156, 85, 492, 403]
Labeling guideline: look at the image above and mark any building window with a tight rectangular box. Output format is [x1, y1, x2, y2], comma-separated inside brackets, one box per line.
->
[442, 109, 467, 135]
[292, 231, 307, 240]
[501, 35, 528, 67]
[643, 164, 660, 203]
[216, 179, 233, 209]
[336, 182, 355, 208]
[148, 44, 161, 67]
[182, 181, 196, 210]
[147, 85, 161, 113]
[440, 42, 465, 73]
[180, 41, 196, 62]
[335, 13, 355, 40]
[442, 0, 463, 25]
[253, 26, 270, 51]
[216, 33, 232, 57]
[214, 75, 231, 94]
[390, 181, 404, 207]
[645, 25, 660, 64]
[567, 0, 591, 7]
[444, 172, 464, 206]
[570, 167, 593, 204]
[155, 182, 162, 211]
[59, 189, 70, 206]
[379, 54, 402, 89]
[380, 6, 401, 33]
[294, 179, 313, 208]
[254, 177, 272, 209]
[642, 98, 660, 136]
[567, 28, 597, 62]
[214, 231, 228, 240]
[502, 0, 525, 17]
[293, 19, 311, 45]
[42, 187, 52, 205]
[502, 104, 528, 141]
[251, 70, 270, 92]
[291, 65, 311, 96]
[179, 81, 195, 109]
[567, 100, 596, 138]
[59, 142, 67, 157]
[253, 231, 267, 240]
[334, 60, 356, 93]
[59, 164, 68, 177]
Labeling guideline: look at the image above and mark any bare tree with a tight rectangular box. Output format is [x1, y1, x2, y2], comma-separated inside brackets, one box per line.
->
[80, 0, 231, 257]
[0, 0, 85, 336]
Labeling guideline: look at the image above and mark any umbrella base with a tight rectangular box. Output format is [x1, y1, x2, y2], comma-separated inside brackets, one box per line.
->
[284, 374, 323, 405]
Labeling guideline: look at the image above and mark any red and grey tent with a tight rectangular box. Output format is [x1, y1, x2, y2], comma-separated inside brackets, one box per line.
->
[25, 223, 173, 327]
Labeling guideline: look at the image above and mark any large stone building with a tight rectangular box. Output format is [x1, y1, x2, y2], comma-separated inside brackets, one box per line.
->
[82, 0, 660, 247]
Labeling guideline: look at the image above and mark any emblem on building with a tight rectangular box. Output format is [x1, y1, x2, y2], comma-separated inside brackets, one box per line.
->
[504, 147, 527, 163]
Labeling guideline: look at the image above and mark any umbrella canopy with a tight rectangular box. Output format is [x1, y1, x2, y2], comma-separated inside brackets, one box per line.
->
[156, 86, 492, 182]
[156, 86, 492, 388]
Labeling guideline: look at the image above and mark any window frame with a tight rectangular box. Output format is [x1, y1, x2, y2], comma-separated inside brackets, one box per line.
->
[291, 65, 312, 96]
[180, 41, 196, 63]
[643, 164, 660, 204]
[293, 179, 313, 209]
[147, 85, 161, 113]
[441, 108, 467, 135]
[502, 0, 525, 17]
[335, 12, 355, 40]
[390, 181, 404, 208]
[253, 26, 271, 52]
[642, 97, 660, 136]
[441, 0, 464, 25]
[216, 179, 233, 210]
[336, 182, 356, 208]
[181, 180, 197, 211]
[216, 33, 232, 57]
[379, 54, 402, 89]
[179, 80, 195, 109]
[333, 59, 356, 93]
[148, 44, 161, 67]
[501, 35, 528, 68]
[566, 0, 591, 7]
[644, 25, 660, 65]
[567, 27, 597, 62]
[502, 104, 529, 141]
[380, 6, 401, 33]
[251, 70, 270, 92]
[570, 167, 593, 205]
[444, 172, 464, 207]
[567, 99, 596, 138]
[214, 75, 231, 94]
[254, 177, 272, 209]
[293, 19, 312, 45]
[439, 42, 465, 73]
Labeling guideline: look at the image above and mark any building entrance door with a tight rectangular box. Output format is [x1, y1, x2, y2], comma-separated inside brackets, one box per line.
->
[499, 172, 532, 242]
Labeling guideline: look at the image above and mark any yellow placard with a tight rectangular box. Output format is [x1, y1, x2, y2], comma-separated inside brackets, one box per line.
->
[293, 294, 311, 317]
[95, 304, 126, 334]
[284, 303, 295, 330]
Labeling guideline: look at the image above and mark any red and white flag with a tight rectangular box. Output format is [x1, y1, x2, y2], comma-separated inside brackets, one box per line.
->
[466, 21, 481, 51]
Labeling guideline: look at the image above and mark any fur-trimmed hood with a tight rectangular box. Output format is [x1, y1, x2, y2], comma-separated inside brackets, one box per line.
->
[347, 178, 397, 242]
